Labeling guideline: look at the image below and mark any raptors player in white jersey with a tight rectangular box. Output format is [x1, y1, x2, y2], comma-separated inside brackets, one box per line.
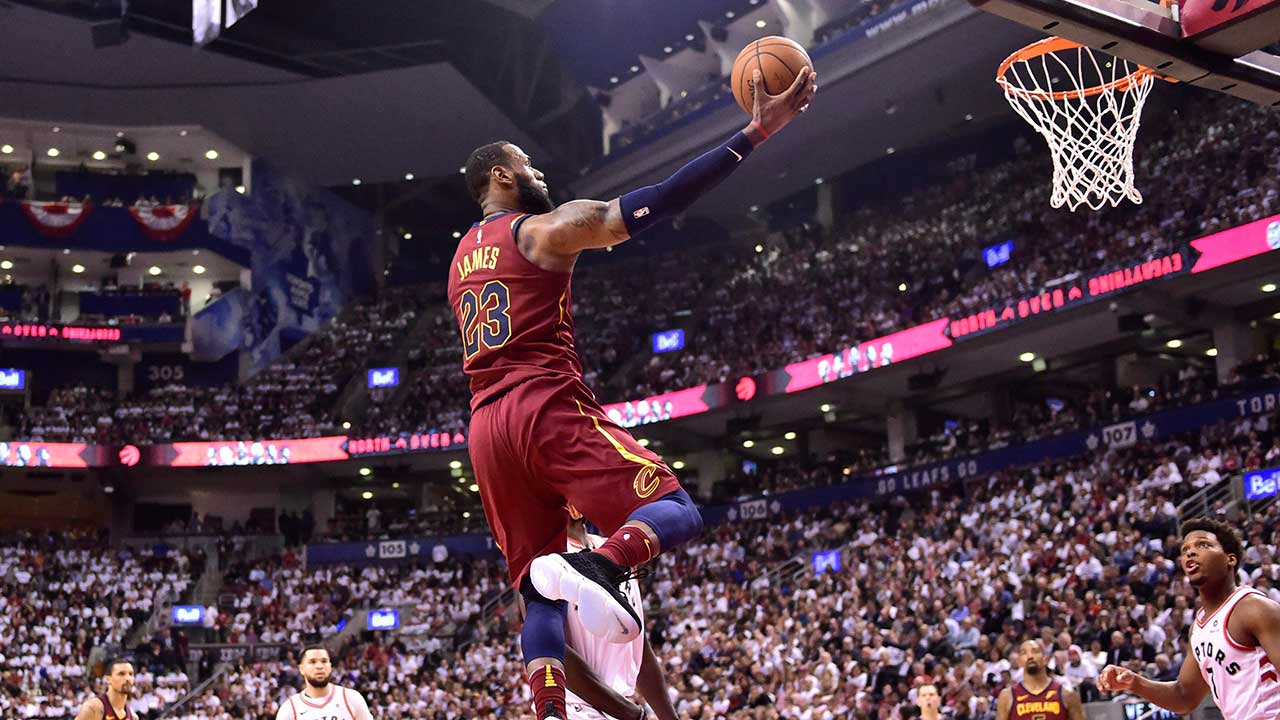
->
[275, 646, 373, 720]
[1099, 518, 1280, 720]
[529, 508, 678, 720]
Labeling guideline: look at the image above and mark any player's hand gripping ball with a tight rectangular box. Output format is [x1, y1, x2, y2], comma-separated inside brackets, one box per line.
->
[731, 36, 817, 135]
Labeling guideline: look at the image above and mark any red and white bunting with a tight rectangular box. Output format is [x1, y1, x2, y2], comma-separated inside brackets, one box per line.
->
[20, 200, 92, 239]
[129, 202, 200, 242]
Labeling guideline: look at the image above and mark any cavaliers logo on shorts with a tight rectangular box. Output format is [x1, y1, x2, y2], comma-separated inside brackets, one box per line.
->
[633, 464, 662, 498]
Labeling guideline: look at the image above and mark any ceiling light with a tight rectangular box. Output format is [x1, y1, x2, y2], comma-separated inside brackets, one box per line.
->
[148, 265, 161, 276]
[359, 467, 372, 476]
[62, 248, 70, 255]
[1272, 312, 1280, 320]
[235, 185, 246, 194]
[630, 65, 639, 72]
[0, 145, 12, 154]
[179, 130, 188, 136]
[361, 491, 373, 500]
[784, 431, 797, 440]
[404, 172, 414, 181]
[886, 147, 896, 155]
[458, 166, 466, 174]
[0, 260, 12, 270]
[116, 131, 125, 138]
[449, 460, 462, 469]
[672, 460, 686, 470]
[1019, 352, 1036, 362]
[743, 440, 755, 448]
[403, 232, 413, 240]
[749, 205, 759, 212]
[193, 265, 206, 274]
[814, 177, 824, 185]
[965, 113, 974, 121]
[610, 76, 619, 84]
[92, 150, 107, 161]
[680, 90, 688, 98]
[468, 483, 479, 493]
[843, 467, 852, 476]
[392, 482, 400, 489]
[1165, 339, 1183, 349]
[771, 446, 784, 455]
[462, 511, 471, 518]
[46, 148, 60, 157]
[754, 244, 764, 253]
[685, 33, 695, 41]
[664, 46, 673, 53]
[726, 10, 735, 17]
[638, 438, 650, 447]
[1264, 283, 1277, 293]
[146, 151, 159, 162]
[452, 231, 462, 239]
[192, 249, 200, 255]
[1206, 348, 1218, 357]
[756, 19, 767, 28]
[820, 403, 832, 413]
[898, 282, 907, 292]
[342, 421, 351, 429]
[204, 149, 219, 160]
[72, 264, 85, 274]
[352, 178, 362, 186]
[51, 126, 60, 133]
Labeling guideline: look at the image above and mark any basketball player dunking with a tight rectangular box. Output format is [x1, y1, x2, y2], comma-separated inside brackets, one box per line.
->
[1098, 518, 1280, 720]
[451, 66, 815, 719]
[72, 658, 135, 720]
[997, 641, 1085, 720]
[274, 646, 373, 720]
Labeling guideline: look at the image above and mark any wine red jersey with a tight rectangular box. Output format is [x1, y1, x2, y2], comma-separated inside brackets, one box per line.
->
[447, 211, 585, 410]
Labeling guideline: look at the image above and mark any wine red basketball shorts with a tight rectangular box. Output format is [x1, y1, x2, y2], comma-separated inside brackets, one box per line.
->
[468, 374, 682, 589]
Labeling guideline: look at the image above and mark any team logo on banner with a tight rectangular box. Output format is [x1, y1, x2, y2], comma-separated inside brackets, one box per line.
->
[129, 203, 200, 242]
[20, 200, 91, 239]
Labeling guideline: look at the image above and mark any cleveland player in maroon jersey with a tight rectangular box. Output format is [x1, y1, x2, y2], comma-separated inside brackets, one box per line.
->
[450, 67, 816, 720]
[997, 641, 1085, 720]
[72, 658, 135, 720]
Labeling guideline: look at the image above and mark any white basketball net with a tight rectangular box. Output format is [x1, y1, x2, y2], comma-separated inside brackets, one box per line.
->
[998, 38, 1155, 212]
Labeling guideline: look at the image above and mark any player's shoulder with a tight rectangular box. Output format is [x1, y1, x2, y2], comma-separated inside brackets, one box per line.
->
[81, 695, 104, 711]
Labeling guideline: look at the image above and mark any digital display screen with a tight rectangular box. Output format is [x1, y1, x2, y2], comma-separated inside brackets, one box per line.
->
[172, 606, 204, 624]
[160, 437, 349, 467]
[1244, 467, 1280, 501]
[1123, 702, 1179, 720]
[367, 609, 400, 630]
[812, 550, 842, 575]
[0, 369, 25, 390]
[983, 240, 1014, 268]
[651, 329, 685, 354]
[0, 323, 121, 343]
[367, 367, 400, 389]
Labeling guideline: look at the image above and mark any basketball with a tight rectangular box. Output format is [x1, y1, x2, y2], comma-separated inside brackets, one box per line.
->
[731, 36, 813, 114]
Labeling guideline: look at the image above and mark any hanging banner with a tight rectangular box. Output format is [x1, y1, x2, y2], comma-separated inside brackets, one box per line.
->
[192, 0, 222, 46]
[20, 200, 91, 239]
[226, 0, 259, 28]
[129, 203, 200, 242]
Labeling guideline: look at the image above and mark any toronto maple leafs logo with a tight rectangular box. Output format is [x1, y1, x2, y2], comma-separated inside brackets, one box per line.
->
[1141, 421, 1157, 439]
[1086, 434, 1100, 450]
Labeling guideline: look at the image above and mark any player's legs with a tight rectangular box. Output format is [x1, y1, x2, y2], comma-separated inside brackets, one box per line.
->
[526, 381, 703, 641]
[470, 386, 577, 720]
[521, 578, 570, 720]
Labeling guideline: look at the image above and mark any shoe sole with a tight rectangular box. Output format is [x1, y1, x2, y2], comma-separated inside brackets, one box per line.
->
[529, 554, 640, 644]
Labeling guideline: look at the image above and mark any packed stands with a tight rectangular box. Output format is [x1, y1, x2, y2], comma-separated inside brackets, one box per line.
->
[0, 532, 203, 719]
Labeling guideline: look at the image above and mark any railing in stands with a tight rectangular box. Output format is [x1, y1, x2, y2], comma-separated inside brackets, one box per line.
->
[156, 663, 231, 720]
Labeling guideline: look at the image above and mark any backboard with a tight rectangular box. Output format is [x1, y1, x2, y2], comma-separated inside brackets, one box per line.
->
[970, 0, 1280, 105]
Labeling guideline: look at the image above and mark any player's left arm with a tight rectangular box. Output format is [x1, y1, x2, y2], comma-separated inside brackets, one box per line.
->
[1235, 593, 1280, 666]
[1064, 686, 1085, 720]
[637, 637, 679, 720]
[521, 68, 816, 258]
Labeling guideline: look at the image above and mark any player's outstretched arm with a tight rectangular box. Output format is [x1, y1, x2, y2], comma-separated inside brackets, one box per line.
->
[522, 67, 816, 259]
[637, 638, 678, 720]
[563, 646, 644, 720]
[73, 697, 103, 720]
[1097, 653, 1208, 714]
